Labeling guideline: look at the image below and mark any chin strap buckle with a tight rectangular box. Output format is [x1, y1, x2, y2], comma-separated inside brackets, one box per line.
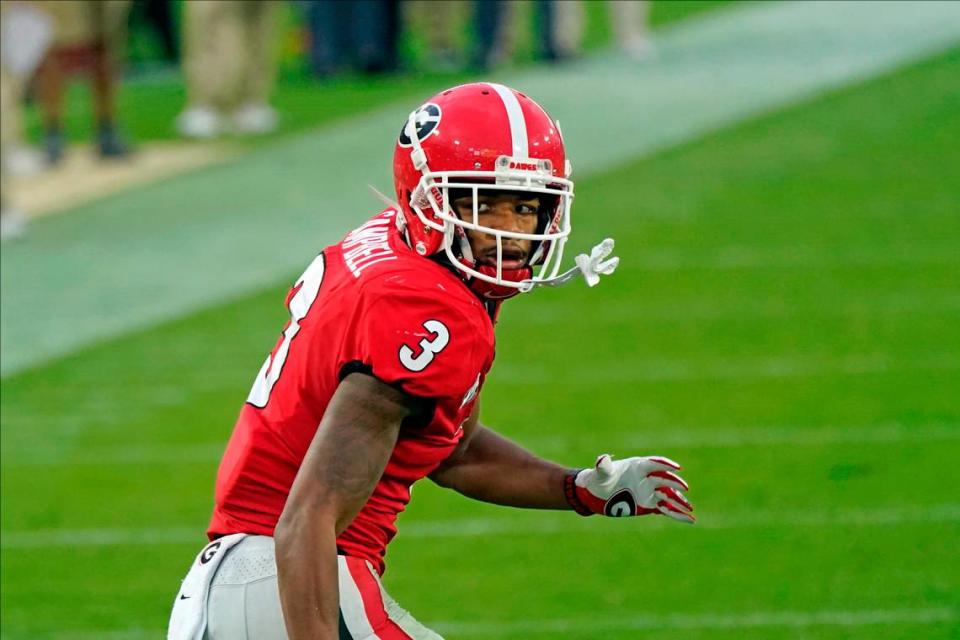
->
[410, 148, 428, 171]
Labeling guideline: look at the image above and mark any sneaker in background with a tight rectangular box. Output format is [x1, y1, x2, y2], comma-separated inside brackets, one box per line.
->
[43, 127, 65, 166]
[3, 145, 47, 177]
[1, 206, 28, 242]
[98, 122, 131, 159]
[177, 105, 225, 139]
[231, 103, 278, 136]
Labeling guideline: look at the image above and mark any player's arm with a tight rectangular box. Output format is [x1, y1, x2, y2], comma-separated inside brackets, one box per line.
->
[431, 402, 695, 522]
[431, 412, 571, 509]
[274, 373, 413, 639]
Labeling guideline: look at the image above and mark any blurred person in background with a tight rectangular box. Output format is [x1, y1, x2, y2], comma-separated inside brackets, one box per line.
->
[1, 63, 29, 241]
[534, 0, 580, 62]
[1, 0, 53, 241]
[403, 0, 513, 74]
[0, 0, 51, 180]
[176, 0, 278, 139]
[31, 0, 133, 165]
[168, 82, 694, 640]
[129, 0, 179, 67]
[540, 0, 652, 62]
[610, 0, 653, 59]
[302, 0, 401, 78]
[470, 0, 509, 70]
[403, 0, 464, 71]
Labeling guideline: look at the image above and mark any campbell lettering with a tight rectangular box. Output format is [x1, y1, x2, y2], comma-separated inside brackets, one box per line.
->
[343, 215, 397, 277]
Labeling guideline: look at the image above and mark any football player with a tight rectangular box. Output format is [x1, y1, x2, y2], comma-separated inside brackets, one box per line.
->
[168, 82, 694, 640]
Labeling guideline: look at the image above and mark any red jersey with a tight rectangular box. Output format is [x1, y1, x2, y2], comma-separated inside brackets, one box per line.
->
[208, 209, 495, 573]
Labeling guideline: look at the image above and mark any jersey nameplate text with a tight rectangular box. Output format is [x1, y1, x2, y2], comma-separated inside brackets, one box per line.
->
[343, 214, 397, 277]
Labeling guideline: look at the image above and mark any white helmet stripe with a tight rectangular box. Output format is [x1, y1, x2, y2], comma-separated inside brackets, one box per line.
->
[488, 82, 529, 158]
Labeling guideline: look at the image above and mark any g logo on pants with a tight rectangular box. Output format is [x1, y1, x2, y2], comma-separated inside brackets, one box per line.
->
[200, 540, 222, 564]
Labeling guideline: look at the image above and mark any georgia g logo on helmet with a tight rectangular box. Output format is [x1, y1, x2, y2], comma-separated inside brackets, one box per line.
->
[398, 103, 442, 147]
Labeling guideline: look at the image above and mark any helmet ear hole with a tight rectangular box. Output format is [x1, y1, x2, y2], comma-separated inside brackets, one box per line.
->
[529, 194, 562, 266]
[445, 188, 472, 221]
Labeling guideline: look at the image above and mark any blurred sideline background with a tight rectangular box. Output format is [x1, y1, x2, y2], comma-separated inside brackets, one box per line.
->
[2, 1, 722, 222]
[1, 1, 959, 639]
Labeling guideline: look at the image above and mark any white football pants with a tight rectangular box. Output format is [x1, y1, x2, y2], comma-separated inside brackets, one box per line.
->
[202, 535, 443, 640]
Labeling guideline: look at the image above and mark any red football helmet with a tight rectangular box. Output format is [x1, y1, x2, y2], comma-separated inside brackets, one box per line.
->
[393, 82, 574, 299]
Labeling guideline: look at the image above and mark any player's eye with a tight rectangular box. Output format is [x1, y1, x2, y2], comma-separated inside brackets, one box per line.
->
[517, 203, 539, 215]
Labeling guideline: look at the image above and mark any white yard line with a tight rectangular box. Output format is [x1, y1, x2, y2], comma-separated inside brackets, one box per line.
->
[19, 631, 161, 640]
[3, 503, 958, 549]
[616, 246, 959, 272]
[492, 352, 960, 385]
[4, 421, 957, 468]
[401, 504, 960, 539]
[429, 607, 957, 636]
[33, 607, 958, 640]
[529, 292, 960, 325]
[3, 1, 959, 377]
[527, 422, 960, 454]
[4, 351, 955, 467]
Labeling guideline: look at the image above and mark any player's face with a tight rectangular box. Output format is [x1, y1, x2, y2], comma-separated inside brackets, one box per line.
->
[452, 193, 541, 269]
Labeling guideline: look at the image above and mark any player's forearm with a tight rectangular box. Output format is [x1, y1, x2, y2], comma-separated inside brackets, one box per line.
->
[274, 511, 340, 639]
[274, 374, 409, 638]
[431, 426, 572, 509]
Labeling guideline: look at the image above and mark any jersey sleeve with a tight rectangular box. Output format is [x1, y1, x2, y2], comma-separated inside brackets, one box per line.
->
[351, 288, 490, 401]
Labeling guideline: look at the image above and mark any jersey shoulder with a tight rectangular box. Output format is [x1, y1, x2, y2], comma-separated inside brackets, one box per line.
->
[335, 212, 493, 400]
[337, 208, 488, 326]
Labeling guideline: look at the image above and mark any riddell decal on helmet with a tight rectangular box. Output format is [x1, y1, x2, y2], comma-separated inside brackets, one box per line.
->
[510, 160, 537, 171]
[495, 156, 554, 175]
[398, 103, 442, 147]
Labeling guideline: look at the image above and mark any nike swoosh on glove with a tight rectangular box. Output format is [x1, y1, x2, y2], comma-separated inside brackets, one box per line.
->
[564, 454, 695, 524]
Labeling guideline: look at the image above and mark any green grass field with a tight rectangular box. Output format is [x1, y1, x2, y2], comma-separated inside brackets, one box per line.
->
[2, 6, 959, 640]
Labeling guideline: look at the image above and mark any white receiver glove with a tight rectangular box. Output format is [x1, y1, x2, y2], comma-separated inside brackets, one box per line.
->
[564, 454, 695, 524]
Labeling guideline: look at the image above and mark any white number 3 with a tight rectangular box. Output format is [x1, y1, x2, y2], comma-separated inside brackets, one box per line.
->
[247, 254, 326, 408]
[399, 320, 450, 372]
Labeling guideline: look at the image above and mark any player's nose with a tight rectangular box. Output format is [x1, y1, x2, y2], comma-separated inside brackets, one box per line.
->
[488, 203, 525, 232]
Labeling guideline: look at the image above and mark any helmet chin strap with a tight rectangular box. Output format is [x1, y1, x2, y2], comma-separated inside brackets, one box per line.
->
[456, 227, 474, 263]
[448, 225, 528, 300]
[446, 224, 618, 296]
[468, 264, 533, 300]
[519, 238, 620, 291]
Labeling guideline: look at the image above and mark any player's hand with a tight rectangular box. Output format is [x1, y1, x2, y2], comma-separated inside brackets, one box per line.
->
[564, 454, 695, 524]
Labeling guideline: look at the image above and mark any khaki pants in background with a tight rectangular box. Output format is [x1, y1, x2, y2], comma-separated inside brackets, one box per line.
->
[609, 0, 651, 48]
[182, 0, 276, 112]
[31, 0, 131, 63]
[551, 0, 650, 56]
[1, 68, 14, 205]
[0, 68, 20, 155]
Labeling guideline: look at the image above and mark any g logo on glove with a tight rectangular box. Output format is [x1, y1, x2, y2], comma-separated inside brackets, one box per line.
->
[604, 489, 636, 517]
[565, 453, 695, 524]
